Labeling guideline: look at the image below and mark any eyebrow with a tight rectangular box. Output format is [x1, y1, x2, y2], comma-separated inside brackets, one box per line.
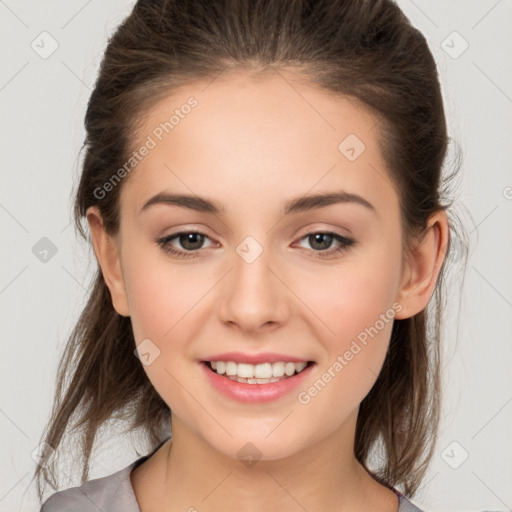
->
[140, 190, 377, 216]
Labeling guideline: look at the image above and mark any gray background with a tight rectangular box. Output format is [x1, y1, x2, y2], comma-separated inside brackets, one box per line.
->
[1, 1, 511, 511]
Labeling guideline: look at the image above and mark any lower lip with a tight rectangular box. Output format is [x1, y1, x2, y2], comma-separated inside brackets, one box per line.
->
[201, 362, 314, 403]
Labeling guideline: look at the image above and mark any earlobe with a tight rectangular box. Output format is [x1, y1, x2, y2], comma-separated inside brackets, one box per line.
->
[86, 206, 130, 317]
[394, 210, 449, 320]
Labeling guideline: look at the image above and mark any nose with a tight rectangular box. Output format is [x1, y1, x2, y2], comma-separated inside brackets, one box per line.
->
[218, 243, 290, 334]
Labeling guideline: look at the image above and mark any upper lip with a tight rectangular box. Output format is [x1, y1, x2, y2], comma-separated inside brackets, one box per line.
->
[201, 352, 312, 365]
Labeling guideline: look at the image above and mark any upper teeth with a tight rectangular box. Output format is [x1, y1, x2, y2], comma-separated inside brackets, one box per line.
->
[210, 361, 307, 379]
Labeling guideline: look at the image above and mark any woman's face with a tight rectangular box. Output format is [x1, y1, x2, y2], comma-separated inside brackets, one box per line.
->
[93, 70, 417, 461]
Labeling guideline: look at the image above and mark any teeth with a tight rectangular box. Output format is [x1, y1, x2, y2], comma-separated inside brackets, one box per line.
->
[225, 361, 237, 376]
[272, 362, 285, 377]
[284, 362, 296, 376]
[237, 363, 255, 378]
[208, 360, 309, 382]
[255, 363, 272, 378]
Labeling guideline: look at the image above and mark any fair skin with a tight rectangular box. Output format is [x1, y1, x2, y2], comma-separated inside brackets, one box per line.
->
[87, 69, 448, 512]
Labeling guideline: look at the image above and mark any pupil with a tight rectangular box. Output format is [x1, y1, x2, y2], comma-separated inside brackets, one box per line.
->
[180, 233, 204, 250]
[310, 233, 332, 250]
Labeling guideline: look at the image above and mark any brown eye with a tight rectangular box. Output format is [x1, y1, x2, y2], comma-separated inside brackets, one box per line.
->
[177, 232, 206, 251]
[296, 231, 355, 258]
[155, 231, 215, 258]
[308, 233, 334, 251]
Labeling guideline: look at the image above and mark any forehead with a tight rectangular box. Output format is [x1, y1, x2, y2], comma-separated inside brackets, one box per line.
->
[121, 69, 398, 219]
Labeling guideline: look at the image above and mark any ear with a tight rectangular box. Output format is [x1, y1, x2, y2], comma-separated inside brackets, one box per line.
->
[86, 206, 130, 317]
[394, 210, 450, 320]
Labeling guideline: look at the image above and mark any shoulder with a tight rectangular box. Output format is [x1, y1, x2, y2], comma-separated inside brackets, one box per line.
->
[40, 456, 148, 512]
[394, 489, 425, 512]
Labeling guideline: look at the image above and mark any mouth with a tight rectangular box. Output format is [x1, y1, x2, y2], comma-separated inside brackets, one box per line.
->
[200, 352, 316, 402]
[204, 360, 314, 384]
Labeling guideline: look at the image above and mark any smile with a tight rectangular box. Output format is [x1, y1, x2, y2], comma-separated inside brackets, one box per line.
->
[201, 354, 315, 403]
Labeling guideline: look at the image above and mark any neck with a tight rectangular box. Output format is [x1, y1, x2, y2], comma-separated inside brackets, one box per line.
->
[138, 410, 398, 512]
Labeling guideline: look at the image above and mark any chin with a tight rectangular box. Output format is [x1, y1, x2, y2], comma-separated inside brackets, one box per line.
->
[198, 423, 318, 465]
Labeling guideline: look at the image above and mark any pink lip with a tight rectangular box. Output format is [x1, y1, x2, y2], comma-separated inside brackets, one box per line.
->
[200, 361, 315, 403]
[201, 352, 310, 364]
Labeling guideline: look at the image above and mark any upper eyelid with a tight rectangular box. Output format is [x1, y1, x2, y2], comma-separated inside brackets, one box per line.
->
[157, 216, 354, 240]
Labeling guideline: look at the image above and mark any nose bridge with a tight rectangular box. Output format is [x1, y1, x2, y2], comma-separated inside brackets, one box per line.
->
[219, 235, 289, 331]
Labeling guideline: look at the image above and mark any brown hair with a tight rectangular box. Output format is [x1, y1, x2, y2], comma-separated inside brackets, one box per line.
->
[35, 0, 467, 502]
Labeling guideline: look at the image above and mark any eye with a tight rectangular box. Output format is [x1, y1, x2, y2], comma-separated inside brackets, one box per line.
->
[295, 232, 355, 258]
[155, 231, 216, 258]
[155, 230, 355, 260]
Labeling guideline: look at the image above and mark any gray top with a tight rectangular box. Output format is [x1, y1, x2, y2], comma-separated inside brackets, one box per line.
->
[40, 456, 423, 511]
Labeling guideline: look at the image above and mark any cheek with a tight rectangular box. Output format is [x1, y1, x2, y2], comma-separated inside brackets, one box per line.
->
[292, 245, 402, 408]
[123, 253, 209, 413]
[294, 244, 402, 347]
[123, 239, 204, 343]
[123, 247, 218, 385]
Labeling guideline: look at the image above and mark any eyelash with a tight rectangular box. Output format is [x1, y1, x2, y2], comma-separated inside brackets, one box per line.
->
[155, 231, 356, 260]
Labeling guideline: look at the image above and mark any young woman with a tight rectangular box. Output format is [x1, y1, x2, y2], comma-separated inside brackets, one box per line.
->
[35, 0, 464, 510]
